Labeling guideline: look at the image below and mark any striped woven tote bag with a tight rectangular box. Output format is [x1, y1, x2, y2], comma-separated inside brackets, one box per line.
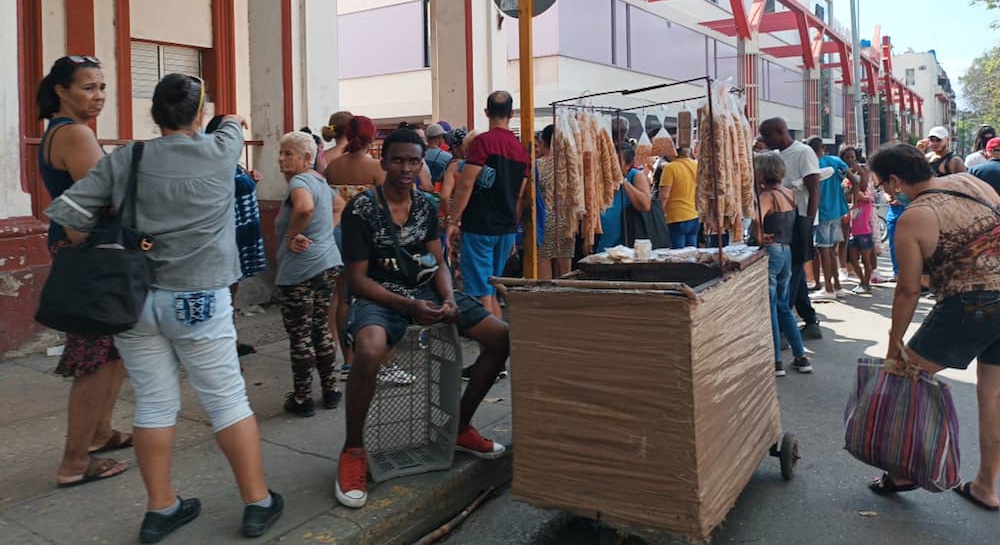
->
[844, 357, 961, 492]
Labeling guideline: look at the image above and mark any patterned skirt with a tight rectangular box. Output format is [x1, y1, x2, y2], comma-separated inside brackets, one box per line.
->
[49, 240, 121, 377]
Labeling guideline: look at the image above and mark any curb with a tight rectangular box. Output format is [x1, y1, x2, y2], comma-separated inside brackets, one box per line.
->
[275, 453, 513, 545]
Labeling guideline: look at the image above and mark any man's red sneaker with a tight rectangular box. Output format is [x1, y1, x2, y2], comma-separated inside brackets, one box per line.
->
[456, 426, 506, 459]
[335, 448, 367, 508]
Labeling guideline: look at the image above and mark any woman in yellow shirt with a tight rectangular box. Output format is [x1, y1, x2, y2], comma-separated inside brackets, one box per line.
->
[658, 148, 700, 248]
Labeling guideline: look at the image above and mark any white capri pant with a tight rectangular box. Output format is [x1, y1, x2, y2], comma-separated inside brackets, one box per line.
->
[115, 287, 253, 432]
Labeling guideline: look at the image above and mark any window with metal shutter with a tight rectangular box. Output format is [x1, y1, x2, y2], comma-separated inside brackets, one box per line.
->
[130, 42, 160, 99]
[162, 46, 202, 78]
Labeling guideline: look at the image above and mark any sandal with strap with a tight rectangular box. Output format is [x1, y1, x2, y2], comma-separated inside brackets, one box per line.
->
[90, 429, 134, 454]
[57, 456, 129, 488]
[868, 472, 918, 495]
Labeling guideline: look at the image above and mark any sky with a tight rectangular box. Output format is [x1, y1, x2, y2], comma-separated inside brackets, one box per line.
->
[831, 0, 1000, 107]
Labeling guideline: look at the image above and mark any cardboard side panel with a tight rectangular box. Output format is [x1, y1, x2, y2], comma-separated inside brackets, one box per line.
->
[690, 258, 781, 536]
[507, 289, 705, 537]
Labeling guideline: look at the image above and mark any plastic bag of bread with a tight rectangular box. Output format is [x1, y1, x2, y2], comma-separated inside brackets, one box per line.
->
[651, 127, 676, 159]
[635, 130, 653, 170]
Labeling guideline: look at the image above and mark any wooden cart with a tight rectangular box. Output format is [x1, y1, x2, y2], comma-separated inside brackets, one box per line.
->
[493, 256, 798, 544]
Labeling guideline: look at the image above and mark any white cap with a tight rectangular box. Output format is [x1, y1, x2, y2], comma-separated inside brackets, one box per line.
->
[927, 126, 949, 140]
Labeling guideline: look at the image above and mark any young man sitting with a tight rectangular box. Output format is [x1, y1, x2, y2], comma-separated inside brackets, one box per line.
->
[336, 129, 510, 509]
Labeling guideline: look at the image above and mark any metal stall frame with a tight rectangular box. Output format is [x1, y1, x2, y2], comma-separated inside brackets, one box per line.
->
[548, 76, 758, 278]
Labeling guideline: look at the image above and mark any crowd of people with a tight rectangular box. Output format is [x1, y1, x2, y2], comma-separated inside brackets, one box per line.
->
[33, 52, 1000, 545]
[38, 56, 518, 543]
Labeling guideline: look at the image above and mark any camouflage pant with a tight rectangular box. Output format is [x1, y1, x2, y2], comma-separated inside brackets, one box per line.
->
[278, 268, 339, 397]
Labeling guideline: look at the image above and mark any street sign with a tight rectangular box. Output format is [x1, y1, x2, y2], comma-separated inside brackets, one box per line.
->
[494, 0, 556, 18]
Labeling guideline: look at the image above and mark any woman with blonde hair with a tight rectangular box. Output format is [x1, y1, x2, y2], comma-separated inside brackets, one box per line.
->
[276, 131, 344, 416]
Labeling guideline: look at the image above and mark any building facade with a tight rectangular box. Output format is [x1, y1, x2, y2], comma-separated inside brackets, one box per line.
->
[894, 50, 957, 139]
[338, 0, 855, 140]
[3, 0, 340, 354]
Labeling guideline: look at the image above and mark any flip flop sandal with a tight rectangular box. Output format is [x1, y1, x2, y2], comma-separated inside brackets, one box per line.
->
[89, 429, 134, 454]
[954, 482, 1000, 512]
[57, 456, 128, 488]
[868, 472, 919, 495]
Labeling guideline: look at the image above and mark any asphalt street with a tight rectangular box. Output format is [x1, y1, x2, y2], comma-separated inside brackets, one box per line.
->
[445, 258, 1000, 545]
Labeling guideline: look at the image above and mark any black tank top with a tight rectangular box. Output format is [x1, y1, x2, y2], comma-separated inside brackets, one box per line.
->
[929, 151, 957, 177]
[762, 189, 796, 245]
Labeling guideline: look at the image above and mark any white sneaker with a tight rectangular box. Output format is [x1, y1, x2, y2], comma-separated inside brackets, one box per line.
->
[810, 290, 837, 302]
[377, 363, 415, 386]
[836, 288, 854, 299]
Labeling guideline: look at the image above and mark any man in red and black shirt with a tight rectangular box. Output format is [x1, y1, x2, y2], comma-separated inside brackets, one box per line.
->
[447, 91, 530, 317]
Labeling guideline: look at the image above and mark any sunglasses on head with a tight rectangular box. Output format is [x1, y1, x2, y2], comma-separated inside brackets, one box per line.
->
[188, 75, 206, 113]
[66, 55, 100, 65]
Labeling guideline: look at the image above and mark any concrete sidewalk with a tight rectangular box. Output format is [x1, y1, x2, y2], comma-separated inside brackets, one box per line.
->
[0, 306, 513, 545]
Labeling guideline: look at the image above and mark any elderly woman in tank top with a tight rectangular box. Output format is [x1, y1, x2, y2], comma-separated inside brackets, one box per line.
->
[866, 143, 1000, 512]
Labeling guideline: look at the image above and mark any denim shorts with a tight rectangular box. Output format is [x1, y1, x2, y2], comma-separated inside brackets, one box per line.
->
[908, 291, 1000, 369]
[344, 287, 491, 347]
[814, 219, 844, 248]
[460, 232, 516, 297]
[849, 233, 874, 252]
[114, 287, 252, 431]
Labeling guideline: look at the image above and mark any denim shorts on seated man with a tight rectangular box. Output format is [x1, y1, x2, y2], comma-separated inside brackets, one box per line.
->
[344, 286, 491, 347]
[114, 287, 252, 432]
[814, 219, 844, 248]
[907, 291, 1000, 369]
[460, 232, 517, 297]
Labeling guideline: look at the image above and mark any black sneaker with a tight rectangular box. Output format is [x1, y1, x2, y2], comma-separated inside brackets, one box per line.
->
[139, 497, 201, 544]
[322, 389, 342, 409]
[461, 366, 473, 382]
[792, 356, 813, 374]
[237, 343, 256, 357]
[775, 362, 786, 377]
[283, 393, 315, 417]
[800, 322, 823, 340]
[241, 490, 284, 538]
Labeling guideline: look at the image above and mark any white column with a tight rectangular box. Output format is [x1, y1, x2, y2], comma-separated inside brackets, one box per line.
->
[0, 1, 31, 219]
[430, 0, 469, 128]
[94, 0, 119, 139]
[301, 0, 339, 132]
[248, 0, 286, 201]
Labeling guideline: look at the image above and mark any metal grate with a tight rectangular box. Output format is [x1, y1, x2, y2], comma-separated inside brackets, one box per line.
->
[364, 323, 463, 482]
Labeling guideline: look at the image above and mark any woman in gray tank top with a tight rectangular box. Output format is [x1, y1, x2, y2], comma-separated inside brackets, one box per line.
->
[275, 132, 344, 417]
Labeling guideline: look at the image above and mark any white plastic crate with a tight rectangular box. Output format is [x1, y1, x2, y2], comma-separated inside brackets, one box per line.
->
[364, 323, 463, 483]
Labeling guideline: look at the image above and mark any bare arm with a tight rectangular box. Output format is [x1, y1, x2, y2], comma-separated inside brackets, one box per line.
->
[622, 170, 652, 213]
[419, 161, 434, 192]
[52, 124, 104, 182]
[949, 156, 967, 174]
[886, 209, 935, 359]
[439, 162, 458, 219]
[515, 177, 528, 225]
[345, 260, 421, 315]
[803, 173, 820, 217]
[333, 192, 347, 227]
[286, 188, 315, 235]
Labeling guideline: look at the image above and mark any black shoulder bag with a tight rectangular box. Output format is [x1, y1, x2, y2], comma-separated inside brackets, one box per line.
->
[36, 143, 155, 335]
[371, 186, 440, 287]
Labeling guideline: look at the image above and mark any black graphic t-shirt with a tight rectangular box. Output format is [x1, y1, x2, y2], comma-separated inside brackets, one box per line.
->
[341, 189, 440, 297]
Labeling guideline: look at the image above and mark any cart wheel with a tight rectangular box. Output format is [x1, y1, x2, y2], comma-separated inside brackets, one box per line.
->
[779, 433, 799, 481]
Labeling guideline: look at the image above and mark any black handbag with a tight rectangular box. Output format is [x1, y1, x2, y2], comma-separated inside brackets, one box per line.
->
[624, 201, 672, 249]
[35, 143, 155, 335]
[370, 186, 440, 287]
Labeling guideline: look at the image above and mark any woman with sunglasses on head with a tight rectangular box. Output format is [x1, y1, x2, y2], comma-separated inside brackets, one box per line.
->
[37, 55, 132, 489]
[46, 74, 282, 543]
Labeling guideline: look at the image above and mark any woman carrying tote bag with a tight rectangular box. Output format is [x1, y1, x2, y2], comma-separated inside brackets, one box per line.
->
[45, 74, 283, 543]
